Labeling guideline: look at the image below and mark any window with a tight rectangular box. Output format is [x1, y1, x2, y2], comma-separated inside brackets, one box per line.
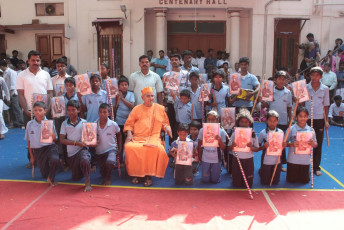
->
[168, 21, 225, 34]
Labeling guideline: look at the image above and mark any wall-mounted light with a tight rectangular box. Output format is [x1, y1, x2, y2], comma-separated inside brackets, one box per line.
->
[120, 5, 127, 19]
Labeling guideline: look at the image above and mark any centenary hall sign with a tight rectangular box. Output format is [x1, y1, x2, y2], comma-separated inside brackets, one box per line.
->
[159, 0, 229, 5]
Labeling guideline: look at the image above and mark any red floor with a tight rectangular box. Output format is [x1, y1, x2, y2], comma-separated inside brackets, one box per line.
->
[1, 181, 343, 230]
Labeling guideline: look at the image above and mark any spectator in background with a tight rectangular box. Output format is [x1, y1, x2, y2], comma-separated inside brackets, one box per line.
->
[62, 56, 77, 76]
[16, 59, 27, 74]
[217, 51, 230, 69]
[147, 50, 156, 72]
[321, 50, 337, 73]
[5, 57, 15, 70]
[154, 50, 168, 78]
[194, 50, 206, 74]
[321, 63, 337, 103]
[333, 38, 343, 51]
[181, 50, 199, 75]
[0, 53, 7, 60]
[10, 50, 19, 69]
[336, 62, 344, 98]
[204, 48, 217, 75]
[49, 60, 58, 77]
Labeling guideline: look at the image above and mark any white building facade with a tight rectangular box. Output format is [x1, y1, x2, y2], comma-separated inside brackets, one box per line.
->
[0, 0, 343, 77]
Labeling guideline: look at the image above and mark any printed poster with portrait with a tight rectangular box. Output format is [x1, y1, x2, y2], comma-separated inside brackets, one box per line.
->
[51, 96, 65, 118]
[55, 84, 66, 96]
[176, 141, 193, 166]
[165, 71, 182, 91]
[295, 131, 313, 155]
[266, 132, 284, 156]
[199, 73, 208, 84]
[233, 127, 252, 153]
[261, 80, 274, 102]
[292, 80, 309, 103]
[221, 107, 235, 129]
[229, 73, 241, 95]
[33, 93, 48, 106]
[82, 122, 97, 146]
[198, 83, 212, 102]
[202, 123, 220, 147]
[107, 78, 119, 98]
[40, 120, 54, 144]
[75, 74, 92, 96]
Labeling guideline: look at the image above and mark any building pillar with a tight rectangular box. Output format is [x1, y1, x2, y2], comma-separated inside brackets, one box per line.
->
[230, 11, 240, 65]
[154, 8, 167, 54]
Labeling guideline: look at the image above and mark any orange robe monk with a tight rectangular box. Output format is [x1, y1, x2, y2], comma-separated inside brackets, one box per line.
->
[124, 103, 170, 178]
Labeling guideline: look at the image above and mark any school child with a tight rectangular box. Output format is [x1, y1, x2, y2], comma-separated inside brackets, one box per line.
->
[81, 74, 108, 122]
[258, 110, 286, 185]
[260, 70, 292, 171]
[60, 100, 92, 192]
[25, 101, 59, 185]
[169, 123, 194, 185]
[228, 109, 259, 188]
[171, 89, 196, 125]
[328, 95, 344, 127]
[95, 103, 122, 185]
[187, 72, 202, 124]
[100, 63, 111, 90]
[305, 67, 330, 176]
[286, 107, 317, 183]
[209, 71, 231, 113]
[197, 111, 226, 183]
[115, 76, 135, 165]
[188, 120, 202, 174]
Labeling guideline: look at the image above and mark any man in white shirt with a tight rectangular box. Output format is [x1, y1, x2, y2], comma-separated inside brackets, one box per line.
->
[321, 63, 337, 103]
[0, 59, 24, 128]
[17, 50, 53, 126]
[193, 50, 206, 74]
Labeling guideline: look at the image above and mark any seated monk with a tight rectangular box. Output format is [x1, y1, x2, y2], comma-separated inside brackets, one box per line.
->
[124, 87, 172, 187]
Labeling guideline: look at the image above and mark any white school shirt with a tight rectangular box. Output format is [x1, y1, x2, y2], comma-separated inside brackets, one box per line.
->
[16, 68, 53, 110]
[95, 118, 120, 154]
[3, 68, 18, 95]
[267, 87, 292, 125]
[305, 83, 330, 119]
[60, 118, 86, 157]
[51, 73, 71, 94]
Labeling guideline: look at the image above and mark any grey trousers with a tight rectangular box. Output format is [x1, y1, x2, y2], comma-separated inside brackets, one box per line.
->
[32, 144, 60, 182]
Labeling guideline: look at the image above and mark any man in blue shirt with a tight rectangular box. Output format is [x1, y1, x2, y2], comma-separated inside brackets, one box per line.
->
[154, 50, 168, 78]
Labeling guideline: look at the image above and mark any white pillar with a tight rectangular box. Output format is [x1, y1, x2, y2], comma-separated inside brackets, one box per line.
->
[154, 8, 167, 54]
[230, 11, 240, 65]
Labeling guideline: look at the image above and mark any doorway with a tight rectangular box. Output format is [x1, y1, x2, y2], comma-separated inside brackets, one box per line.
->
[273, 19, 301, 74]
[167, 21, 226, 55]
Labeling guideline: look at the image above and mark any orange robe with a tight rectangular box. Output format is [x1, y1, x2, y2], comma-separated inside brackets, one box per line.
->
[124, 103, 170, 178]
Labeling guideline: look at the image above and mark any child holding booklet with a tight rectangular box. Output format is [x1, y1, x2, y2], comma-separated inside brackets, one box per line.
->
[169, 123, 194, 185]
[95, 103, 122, 185]
[285, 107, 317, 184]
[258, 110, 286, 185]
[228, 109, 259, 187]
[25, 101, 59, 186]
[60, 100, 92, 192]
[197, 111, 226, 183]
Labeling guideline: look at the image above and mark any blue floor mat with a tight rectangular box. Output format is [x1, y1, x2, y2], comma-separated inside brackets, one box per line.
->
[1, 123, 343, 190]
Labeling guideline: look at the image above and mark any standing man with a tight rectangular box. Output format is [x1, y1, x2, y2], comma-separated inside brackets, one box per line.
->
[128, 55, 163, 105]
[204, 49, 217, 75]
[320, 63, 337, 104]
[17, 50, 53, 127]
[154, 50, 168, 78]
[305, 67, 330, 176]
[232, 57, 260, 112]
[147, 50, 156, 72]
[10, 50, 19, 69]
[51, 58, 71, 95]
[0, 60, 24, 128]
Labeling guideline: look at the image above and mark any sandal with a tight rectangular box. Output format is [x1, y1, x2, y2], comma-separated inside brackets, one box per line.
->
[143, 176, 153, 187]
[131, 177, 139, 185]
